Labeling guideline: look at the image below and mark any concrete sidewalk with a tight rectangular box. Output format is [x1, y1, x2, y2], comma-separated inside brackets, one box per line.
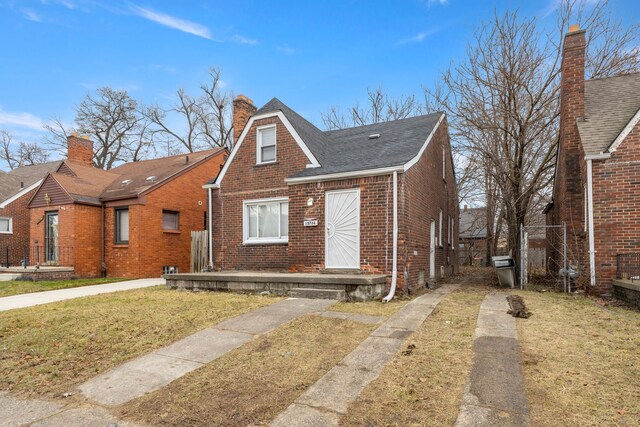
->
[270, 284, 458, 427]
[0, 278, 165, 312]
[455, 292, 530, 427]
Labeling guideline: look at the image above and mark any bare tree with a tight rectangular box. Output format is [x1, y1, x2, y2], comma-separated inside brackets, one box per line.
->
[322, 87, 424, 130]
[45, 87, 149, 169]
[1, 130, 49, 170]
[142, 67, 233, 153]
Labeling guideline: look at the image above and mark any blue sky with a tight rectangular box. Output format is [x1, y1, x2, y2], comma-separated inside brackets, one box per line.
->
[0, 0, 637, 150]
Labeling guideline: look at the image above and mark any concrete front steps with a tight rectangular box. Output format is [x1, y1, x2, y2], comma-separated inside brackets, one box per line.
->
[164, 271, 388, 301]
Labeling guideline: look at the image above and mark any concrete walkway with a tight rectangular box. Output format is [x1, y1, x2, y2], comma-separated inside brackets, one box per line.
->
[0, 278, 165, 312]
[270, 284, 458, 427]
[454, 292, 530, 427]
[79, 297, 334, 406]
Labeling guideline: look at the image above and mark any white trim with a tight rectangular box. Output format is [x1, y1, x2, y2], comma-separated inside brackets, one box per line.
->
[608, 107, 640, 153]
[0, 180, 42, 208]
[215, 111, 321, 187]
[256, 124, 277, 165]
[0, 217, 13, 234]
[403, 113, 445, 171]
[584, 153, 611, 160]
[203, 182, 219, 189]
[285, 165, 404, 185]
[325, 188, 360, 269]
[242, 196, 289, 244]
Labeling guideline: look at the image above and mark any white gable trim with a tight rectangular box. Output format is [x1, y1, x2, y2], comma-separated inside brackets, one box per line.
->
[0, 180, 42, 208]
[285, 165, 404, 184]
[213, 111, 321, 187]
[403, 113, 445, 172]
[608, 107, 640, 153]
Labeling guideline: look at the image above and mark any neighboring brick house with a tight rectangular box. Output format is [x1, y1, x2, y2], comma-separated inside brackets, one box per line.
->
[28, 135, 226, 278]
[205, 96, 459, 292]
[546, 26, 640, 295]
[0, 161, 62, 266]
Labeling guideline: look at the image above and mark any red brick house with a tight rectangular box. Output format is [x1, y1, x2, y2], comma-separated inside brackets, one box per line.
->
[27, 135, 226, 278]
[0, 161, 62, 266]
[204, 96, 459, 293]
[546, 26, 640, 296]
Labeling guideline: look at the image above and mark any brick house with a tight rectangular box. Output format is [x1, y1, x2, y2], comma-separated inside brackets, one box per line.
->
[27, 135, 226, 278]
[546, 26, 640, 296]
[204, 96, 459, 292]
[0, 161, 62, 266]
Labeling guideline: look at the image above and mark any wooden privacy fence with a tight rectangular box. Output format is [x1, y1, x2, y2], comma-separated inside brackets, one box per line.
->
[190, 230, 208, 272]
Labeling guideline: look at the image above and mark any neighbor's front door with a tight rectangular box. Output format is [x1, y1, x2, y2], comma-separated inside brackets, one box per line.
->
[325, 189, 360, 269]
[45, 211, 59, 263]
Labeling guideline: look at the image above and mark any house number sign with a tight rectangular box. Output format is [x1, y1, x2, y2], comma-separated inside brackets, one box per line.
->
[304, 219, 318, 227]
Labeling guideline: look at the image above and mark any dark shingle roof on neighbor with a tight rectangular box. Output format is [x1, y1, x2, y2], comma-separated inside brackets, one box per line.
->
[0, 161, 63, 203]
[459, 207, 488, 239]
[254, 98, 445, 178]
[577, 71, 640, 156]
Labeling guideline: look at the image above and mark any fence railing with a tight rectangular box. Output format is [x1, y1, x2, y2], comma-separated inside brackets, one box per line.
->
[1, 245, 74, 267]
[616, 253, 640, 282]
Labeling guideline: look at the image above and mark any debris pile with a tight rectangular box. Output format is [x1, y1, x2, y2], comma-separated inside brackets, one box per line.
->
[506, 295, 532, 318]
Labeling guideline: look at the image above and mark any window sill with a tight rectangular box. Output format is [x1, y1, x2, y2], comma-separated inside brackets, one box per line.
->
[254, 161, 279, 168]
[0, 231, 13, 234]
[243, 239, 288, 246]
[113, 244, 129, 248]
[163, 229, 181, 234]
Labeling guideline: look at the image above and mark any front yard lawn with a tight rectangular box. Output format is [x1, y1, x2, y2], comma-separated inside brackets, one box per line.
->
[0, 278, 129, 298]
[515, 290, 640, 426]
[0, 287, 280, 398]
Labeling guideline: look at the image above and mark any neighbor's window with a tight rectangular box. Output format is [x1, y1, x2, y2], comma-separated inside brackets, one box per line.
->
[257, 125, 276, 164]
[439, 209, 443, 247]
[243, 197, 288, 244]
[162, 210, 179, 231]
[115, 208, 129, 244]
[0, 217, 12, 234]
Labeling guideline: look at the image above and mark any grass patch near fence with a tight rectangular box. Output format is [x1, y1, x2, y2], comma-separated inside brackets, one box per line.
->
[340, 286, 487, 426]
[0, 287, 280, 398]
[119, 315, 374, 427]
[0, 278, 129, 298]
[515, 290, 640, 426]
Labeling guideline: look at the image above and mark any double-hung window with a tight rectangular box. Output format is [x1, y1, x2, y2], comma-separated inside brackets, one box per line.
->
[162, 210, 179, 231]
[243, 197, 288, 244]
[115, 208, 129, 244]
[438, 209, 443, 247]
[257, 125, 276, 164]
[0, 217, 12, 234]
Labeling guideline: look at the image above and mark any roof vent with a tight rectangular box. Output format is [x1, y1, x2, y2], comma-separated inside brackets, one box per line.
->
[121, 179, 133, 185]
[146, 176, 157, 182]
[368, 133, 380, 139]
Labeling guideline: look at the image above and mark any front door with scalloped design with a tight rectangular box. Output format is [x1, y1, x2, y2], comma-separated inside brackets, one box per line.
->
[325, 189, 360, 269]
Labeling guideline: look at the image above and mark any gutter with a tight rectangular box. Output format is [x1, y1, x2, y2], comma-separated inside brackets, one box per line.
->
[285, 165, 404, 185]
[383, 171, 398, 302]
[584, 152, 610, 288]
[208, 187, 214, 269]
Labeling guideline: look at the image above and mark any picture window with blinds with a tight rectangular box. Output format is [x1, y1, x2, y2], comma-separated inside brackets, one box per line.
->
[243, 197, 288, 244]
[257, 124, 277, 164]
[163, 210, 180, 231]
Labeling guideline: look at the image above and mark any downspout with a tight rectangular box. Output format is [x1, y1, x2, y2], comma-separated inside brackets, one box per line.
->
[101, 204, 106, 277]
[383, 171, 398, 303]
[208, 187, 214, 270]
[586, 159, 596, 288]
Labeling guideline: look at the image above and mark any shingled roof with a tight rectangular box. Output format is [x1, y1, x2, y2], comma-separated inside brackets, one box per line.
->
[253, 98, 445, 179]
[577, 72, 640, 156]
[0, 161, 62, 204]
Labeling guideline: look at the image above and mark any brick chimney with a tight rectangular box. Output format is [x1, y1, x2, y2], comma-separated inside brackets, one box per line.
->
[232, 95, 257, 145]
[67, 133, 94, 167]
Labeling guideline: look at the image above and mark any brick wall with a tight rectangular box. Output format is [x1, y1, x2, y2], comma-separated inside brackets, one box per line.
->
[0, 189, 35, 266]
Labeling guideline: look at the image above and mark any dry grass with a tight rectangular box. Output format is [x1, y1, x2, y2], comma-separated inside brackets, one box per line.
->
[118, 315, 374, 427]
[0, 287, 280, 398]
[340, 286, 488, 426]
[331, 298, 408, 317]
[0, 278, 129, 297]
[515, 290, 640, 426]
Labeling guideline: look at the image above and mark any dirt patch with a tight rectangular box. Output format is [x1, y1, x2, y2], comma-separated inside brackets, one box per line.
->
[0, 287, 280, 398]
[331, 299, 408, 317]
[515, 290, 640, 426]
[118, 315, 374, 427]
[339, 286, 488, 426]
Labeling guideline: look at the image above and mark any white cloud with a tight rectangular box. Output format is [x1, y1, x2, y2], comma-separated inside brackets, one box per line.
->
[23, 9, 43, 22]
[397, 28, 439, 45]
[0, 108, 46, 130]
[231, 34, 257, 45]
[277, 44, 296, 55]
[131, 5, 213, 40]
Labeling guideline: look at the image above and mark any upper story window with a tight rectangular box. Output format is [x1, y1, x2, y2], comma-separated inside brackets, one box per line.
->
[0, 217, 12, 234]
[115, 208, 129, 244]
[439, 209, 443, 247]
[442, 146, 446, 180]
[162, 210, 180, 231]
[243, 197, 288, 244]
[257, 125, 276, 164]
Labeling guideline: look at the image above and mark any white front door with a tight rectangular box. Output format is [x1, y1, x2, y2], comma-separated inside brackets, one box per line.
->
[325, 189, 360, 269]
[430, 219, 436, 279]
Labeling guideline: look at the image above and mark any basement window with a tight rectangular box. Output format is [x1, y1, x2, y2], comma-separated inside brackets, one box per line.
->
[162, 210, 180, 231]
[115, 208, 129, 244]
[257, 124, 277, 164]
[243, 197, 288, 244]
[0, 217, 12, 234]
[163, 266, 179, 275]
